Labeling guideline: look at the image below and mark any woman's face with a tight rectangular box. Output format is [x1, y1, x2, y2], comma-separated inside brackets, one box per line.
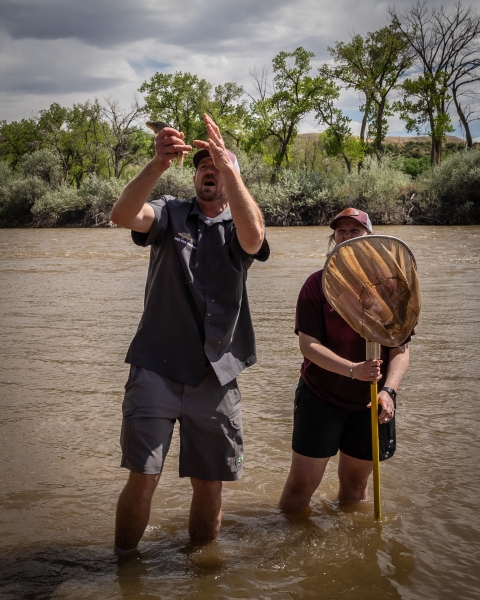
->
[334, 217, 368, 246]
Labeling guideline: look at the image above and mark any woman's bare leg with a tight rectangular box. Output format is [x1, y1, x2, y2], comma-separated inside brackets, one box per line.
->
[279, 451, 330, 511]
[337, 451, 372, 503]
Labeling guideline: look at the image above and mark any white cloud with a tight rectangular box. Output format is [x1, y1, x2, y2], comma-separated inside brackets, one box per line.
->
[0, 0, 474, 140]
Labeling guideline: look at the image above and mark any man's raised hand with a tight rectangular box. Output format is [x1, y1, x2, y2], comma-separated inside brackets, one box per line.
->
[193, 114, 236, 173]
[154, 127, 192, 169]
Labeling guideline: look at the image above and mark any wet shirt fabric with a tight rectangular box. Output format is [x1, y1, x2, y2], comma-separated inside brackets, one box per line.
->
[296, 269, 411, 411]
[125, 195, 270, 387]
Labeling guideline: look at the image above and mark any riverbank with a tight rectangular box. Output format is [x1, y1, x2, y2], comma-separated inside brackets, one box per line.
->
[1, 149, 479, 228]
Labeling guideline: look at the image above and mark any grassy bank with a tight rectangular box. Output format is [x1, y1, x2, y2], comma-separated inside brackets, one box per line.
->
[1, 148, 479, 227]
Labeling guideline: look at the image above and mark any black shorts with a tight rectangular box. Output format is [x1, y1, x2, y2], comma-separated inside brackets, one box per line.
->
[292, 378, 396, 462]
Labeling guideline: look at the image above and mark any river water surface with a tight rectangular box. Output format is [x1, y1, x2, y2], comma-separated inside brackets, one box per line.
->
[1, 226, 479, 599]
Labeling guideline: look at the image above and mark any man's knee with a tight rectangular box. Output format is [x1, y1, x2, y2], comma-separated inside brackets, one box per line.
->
[125, 471, 161, 501]
[190, 477, 222, 498]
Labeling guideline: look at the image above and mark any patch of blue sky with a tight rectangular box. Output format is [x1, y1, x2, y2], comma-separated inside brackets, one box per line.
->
[128, 59, 170, 75]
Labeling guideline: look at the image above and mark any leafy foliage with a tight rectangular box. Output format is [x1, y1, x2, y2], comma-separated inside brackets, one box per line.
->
[416, 149, 480, 223]
[18, 149, 64, 186]
[247, 48, 326, 178]
[0, 176, 49, 224]
[139, 72, 212, 144]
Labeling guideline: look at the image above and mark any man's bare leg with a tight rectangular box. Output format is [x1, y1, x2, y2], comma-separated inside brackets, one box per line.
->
[188, 478, 222, 544]
[115, 471, 161, 552]
[279, 452, 330, 511]
[337, 451, 372, 503]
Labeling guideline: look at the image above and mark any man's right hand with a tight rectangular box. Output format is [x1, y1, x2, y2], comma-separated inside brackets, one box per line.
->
[154, 127, 192, 169]
[111, 128, 192, 232]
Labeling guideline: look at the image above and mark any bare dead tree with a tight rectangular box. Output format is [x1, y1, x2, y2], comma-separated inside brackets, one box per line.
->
[390, 0, 480, 156]
[100, 96, 145, 178]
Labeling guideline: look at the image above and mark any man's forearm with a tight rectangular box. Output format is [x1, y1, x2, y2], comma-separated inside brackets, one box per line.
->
[111, 159, 164, 230]
[223, 167, 264, 255]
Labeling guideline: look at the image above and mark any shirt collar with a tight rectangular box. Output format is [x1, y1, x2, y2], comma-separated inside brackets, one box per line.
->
[191, 198, 232, 224]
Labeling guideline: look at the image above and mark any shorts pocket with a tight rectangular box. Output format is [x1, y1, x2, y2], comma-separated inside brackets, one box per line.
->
[227, 410, 243, 471]
[122, 404, 136, 418]
[379, 399, 396, 461]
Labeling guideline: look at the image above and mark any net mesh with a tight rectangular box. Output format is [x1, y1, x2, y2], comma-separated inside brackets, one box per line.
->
[322, 235, 421, 347]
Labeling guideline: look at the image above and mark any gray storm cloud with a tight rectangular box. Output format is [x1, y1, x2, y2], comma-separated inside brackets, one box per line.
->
[0, 0, 470, 131]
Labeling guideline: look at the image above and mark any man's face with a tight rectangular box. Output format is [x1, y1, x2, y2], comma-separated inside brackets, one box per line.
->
[193, 158, 226, 202]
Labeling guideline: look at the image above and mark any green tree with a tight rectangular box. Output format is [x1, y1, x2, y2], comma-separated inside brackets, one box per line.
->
[394, 72, 454, 165]
[207, 82, 248, 147]
[329, 26, 412, 155]
[0, 118, 42, 168]
[389, 0, 478, 161]
[313, 69, 365, 173]
[36, 101, 108, 186]
[139, 71, 211, 144]
[246, 47, 326, 181]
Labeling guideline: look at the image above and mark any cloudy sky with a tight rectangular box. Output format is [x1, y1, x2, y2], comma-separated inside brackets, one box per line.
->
[0, 0, 478, 139]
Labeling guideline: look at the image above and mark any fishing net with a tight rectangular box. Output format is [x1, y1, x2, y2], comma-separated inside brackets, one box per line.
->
[322, 235, 421, 347]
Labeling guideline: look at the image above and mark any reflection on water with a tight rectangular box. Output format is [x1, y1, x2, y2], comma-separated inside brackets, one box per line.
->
[1, 226, 479, 599]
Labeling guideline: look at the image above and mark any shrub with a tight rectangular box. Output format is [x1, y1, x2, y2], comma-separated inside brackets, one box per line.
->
[31, 186, 83, 226]
[255, 169, 336, 226]
[331, 155, 415, 224]
[402, 156, 431, 179]
[147, 164, 196, 202]
[18, 149, 64, 187]
[0, 160, 15, 184]
[416, 149, 480, 224]
[234, 149, 273, 189]
[0, 176, 48, 224]
[79, 174, 125, 226]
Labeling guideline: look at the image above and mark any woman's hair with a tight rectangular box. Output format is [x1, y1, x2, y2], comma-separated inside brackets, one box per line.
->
[327, 233, 336, 253]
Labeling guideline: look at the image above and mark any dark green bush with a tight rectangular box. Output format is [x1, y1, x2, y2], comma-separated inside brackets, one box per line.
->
[147, 164, 196, 202]
[417, 149, 480, 224]
[79, 175, 124, 226]
[254, 169, 336, 226]
[31, 186, 83, 226]
[0, 176, 48, 224]
[401, 156, 431, 178]
[18, 149, 64, 186]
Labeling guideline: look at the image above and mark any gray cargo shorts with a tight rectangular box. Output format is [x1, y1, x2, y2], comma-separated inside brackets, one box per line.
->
[120, 365, 244, 480]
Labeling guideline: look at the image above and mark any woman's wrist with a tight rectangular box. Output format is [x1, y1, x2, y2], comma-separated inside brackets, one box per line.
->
[349, 362, 356, 379]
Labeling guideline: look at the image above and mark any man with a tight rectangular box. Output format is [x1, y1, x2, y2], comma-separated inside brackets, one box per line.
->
[110, 114, 269, 555]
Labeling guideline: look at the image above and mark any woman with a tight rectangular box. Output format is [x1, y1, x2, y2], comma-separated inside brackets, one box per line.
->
[279, 207, 411, 511]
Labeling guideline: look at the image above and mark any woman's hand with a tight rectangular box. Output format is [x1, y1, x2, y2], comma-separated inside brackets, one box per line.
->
[375, 389, 395, 424]
[351, 360, 383, 382]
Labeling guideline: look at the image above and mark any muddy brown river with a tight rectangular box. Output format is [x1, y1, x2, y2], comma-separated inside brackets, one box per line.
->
[1, 225, 479, 599]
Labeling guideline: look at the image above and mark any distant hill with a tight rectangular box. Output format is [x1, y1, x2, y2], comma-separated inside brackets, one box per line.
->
[383, 135, 465, 145]
[298, 133, 466, 144]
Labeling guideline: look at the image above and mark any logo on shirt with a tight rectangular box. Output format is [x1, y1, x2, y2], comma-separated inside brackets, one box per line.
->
[175, 232, 197, 249]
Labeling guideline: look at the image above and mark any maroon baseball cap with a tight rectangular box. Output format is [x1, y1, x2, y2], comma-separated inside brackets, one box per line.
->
[329, 207, 372, 232]
[193, 149, 240, 173]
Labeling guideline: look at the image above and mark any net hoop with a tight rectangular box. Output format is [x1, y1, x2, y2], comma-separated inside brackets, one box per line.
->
[321, 235, 421, 347]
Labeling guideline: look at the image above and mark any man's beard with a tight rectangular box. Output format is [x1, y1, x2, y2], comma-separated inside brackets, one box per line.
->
[195, 186, 227, 202]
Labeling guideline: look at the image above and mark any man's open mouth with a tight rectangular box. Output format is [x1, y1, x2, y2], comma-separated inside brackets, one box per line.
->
[203, 181, 215, 186]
